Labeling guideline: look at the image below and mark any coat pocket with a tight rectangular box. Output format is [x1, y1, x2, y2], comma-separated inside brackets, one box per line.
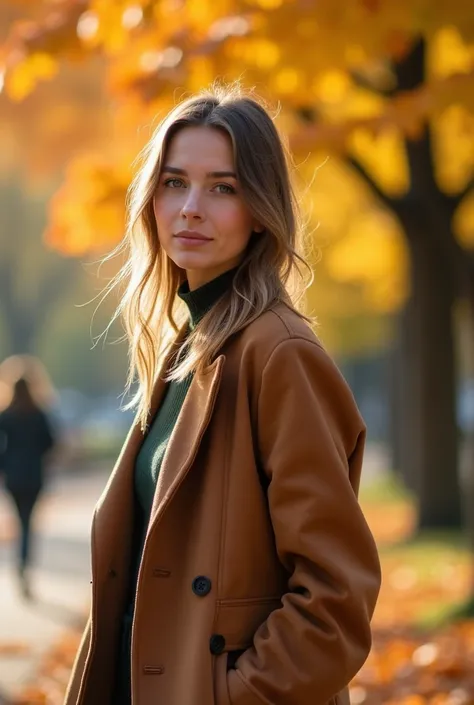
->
[214, 596, 282, 651]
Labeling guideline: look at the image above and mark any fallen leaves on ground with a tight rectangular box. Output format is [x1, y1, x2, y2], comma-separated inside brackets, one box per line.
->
[351, 497, 474, 704]
[12, 633, 81, 705]
[351, 622, 474, 705]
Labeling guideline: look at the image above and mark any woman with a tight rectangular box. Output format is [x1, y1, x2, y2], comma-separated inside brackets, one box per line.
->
[0, 368, 55, 599]
[65, 84, 381, 705]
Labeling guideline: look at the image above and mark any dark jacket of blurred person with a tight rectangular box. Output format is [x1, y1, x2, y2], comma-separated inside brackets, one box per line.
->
[0, 376, 56, 594]
[0, 377, 55, 492]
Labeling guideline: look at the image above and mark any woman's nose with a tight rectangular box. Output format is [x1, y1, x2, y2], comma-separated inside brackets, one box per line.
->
[181, 189, 203, 220]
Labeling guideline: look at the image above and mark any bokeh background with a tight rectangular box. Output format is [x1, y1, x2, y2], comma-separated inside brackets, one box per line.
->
[1, 1, 474, 703]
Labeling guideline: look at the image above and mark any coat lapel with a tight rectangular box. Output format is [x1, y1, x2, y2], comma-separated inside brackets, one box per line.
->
[148, 353, 226, 529]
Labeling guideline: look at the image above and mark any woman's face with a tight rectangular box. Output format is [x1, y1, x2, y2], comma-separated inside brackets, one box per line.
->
[153, 125, 263, 290]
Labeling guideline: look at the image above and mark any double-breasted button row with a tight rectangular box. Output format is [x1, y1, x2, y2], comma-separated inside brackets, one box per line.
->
[192, 575, 212, 596]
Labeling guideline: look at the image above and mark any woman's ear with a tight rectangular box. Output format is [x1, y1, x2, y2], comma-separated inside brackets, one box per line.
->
[253, 222, 265, 234]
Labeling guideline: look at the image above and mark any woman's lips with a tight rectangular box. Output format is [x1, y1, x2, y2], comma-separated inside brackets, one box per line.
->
[174, 232, 212, 246]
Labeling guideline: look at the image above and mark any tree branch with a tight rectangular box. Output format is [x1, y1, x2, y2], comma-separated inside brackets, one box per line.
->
[345, 156, 396, 209]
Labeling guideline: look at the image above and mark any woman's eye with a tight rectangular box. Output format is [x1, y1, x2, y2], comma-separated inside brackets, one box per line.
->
[163, 178, 184, 188]
[215, 183, 236, 194]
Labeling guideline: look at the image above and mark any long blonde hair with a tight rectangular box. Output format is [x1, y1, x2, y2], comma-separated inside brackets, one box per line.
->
[104, 83, 312, 430]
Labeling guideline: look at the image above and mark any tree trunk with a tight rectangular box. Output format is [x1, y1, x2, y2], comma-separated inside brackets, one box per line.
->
[388, 322, 403, 477]
[393, 300, 419, 494]
[406, 227, 461, 529]
[343, 38, 466, 529]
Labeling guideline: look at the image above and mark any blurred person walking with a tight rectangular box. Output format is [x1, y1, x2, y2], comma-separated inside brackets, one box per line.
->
[0, 357, 56, 599]
[65, 84, 381, 705]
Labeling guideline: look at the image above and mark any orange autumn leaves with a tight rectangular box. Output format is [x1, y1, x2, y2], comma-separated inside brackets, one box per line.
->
[348, 495, 474, 705]
[352, 623, 474, 705]
[12, 632, 83, 705]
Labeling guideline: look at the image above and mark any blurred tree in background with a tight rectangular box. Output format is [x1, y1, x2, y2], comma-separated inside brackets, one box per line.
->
[1, 0, 474, 532]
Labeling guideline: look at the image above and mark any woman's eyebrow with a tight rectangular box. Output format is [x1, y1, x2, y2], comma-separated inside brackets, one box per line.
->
[162, 166, 237, 178]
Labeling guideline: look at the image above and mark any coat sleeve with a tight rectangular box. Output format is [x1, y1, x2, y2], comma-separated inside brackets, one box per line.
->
[226, 337, 381, 705]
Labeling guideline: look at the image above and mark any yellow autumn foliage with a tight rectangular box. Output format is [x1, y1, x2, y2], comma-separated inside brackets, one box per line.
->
[6, 52, 58, 102]
[45, 154, 129, 255]
[2, 0, 474, 352]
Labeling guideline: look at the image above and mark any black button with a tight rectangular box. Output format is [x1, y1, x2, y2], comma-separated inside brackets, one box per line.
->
[209, 634, 226, 655]
[192, 576, 212, 597]
[109, 569, 117, 578]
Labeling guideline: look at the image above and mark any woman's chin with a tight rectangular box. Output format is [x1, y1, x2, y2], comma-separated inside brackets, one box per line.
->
[170, 252, 213, 272]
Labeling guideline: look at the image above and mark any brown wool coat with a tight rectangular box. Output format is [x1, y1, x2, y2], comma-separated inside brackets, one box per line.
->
[64, 303, 381, 705]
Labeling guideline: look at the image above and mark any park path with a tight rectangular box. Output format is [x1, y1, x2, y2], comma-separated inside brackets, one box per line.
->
[0, 469, 109, 703]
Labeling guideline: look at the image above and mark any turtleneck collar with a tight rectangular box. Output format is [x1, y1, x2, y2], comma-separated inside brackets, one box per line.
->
[177, 267, 238, 329]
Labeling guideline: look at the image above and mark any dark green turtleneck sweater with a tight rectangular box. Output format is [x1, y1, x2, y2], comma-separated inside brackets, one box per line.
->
[114, 267, 236, 705]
